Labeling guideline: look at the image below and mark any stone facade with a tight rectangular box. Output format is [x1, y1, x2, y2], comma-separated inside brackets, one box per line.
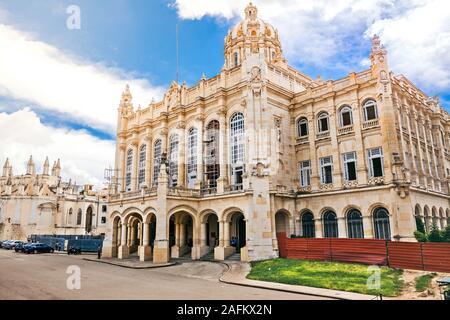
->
[102, 3, 450, 263]
[0, 156, 108, 240]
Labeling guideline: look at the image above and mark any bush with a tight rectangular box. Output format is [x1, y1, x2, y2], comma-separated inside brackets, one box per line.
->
[443, 225, 450, 242]
[414, 231, 428, 243]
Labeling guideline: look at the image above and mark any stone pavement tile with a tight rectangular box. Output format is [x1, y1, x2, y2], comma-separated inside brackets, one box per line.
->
[219, 261, 379, 301]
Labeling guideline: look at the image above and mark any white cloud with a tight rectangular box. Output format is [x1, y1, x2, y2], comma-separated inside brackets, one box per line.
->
[173, 0, 450, 94]
[0, 108, 115, 188]
[0, 23, 165, 134]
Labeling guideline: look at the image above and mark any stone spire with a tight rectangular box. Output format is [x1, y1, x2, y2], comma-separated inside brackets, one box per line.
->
[26, 155, 36, 175]
[2, 158, 10, 177]
[43, 157, 50, 175]
[54, 159, 61, 177]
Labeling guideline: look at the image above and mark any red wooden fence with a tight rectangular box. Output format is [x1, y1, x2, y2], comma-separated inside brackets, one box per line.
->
[277, 233, 450, 273]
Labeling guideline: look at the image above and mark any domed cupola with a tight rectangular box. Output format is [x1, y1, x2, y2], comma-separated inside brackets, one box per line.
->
[224, 2, 286, 70]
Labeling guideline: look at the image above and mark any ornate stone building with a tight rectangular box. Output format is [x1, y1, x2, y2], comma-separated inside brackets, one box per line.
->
[0, 156, 108, 240]
[102, 3, 450, 263]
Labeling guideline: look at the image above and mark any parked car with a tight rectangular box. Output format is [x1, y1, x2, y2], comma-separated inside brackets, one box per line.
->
[2, 240, 23, 250]
[23, 243, 54, 254]
[14, 242, 30, 253]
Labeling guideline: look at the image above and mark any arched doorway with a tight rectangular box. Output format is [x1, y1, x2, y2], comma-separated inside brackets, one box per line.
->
[112, 216, 122, 258]
[200, 212, 219, 259]
[170, 212, 194, 259]
[85, 206, 93, 233]
[230, 212, 246, 253]
[275, 210, 290, 237]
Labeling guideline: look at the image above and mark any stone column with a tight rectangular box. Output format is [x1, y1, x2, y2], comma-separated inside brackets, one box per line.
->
[217, 107, 228, 193]
[214, 220, 234, 260]
[337, 217, 347, 238]
[131, 141, 139, 191]
[139, 222, 152, 261]
[177, 123, 186, 188]
[171, 221, 181, 259]
[199, 222, 209, 258]
[315, 218, 323, 238]
[119, 144, 126, 192]
[118, 223, 129, 259]
[363, 216, 373, 239]
[352, 98, 368, 185]
[307, 110, 319, 191]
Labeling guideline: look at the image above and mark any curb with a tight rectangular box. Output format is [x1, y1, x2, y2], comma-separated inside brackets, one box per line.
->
[217, 261, 376, 300]
[82, 258, 177, 269]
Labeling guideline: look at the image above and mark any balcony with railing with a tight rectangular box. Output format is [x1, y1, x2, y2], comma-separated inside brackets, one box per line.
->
[338, 125, 354, 136]
[316, 131, 330, 140]
[362, 119, 380, 129]
[296, 136, 309, 145]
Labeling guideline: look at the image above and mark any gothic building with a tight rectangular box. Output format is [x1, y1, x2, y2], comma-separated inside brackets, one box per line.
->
[0, 156, 108, 240]
[102, 3, 450, 263]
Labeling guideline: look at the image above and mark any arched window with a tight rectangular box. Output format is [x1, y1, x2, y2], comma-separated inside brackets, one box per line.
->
[85, 206, 93, 233]
[233, 52, 239, 67]
[347, 209, 364, 239]
[339, 105, 353, 127]
[187, 128, 198, 189]
[363, 99, 378, 121]
[67, 208, 73, 225]
[230, 113, 245, 190]
[297, 117, 308, 137]
[152, 140, 162, 186]
[204, 120, 220, 192]
[301, 212, 315, 238]
[169, 135, 179, 187]
[125, 149, 133, 191]
[317, 112, 329, 132]
[373, 208, 391, 240]
[76, 209, 82, 225]
[138, 144, 146, 187]
[323, 211, 338, 238]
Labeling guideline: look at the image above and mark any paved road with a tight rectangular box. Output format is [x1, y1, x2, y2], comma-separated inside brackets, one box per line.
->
[0, 250, 326, 300]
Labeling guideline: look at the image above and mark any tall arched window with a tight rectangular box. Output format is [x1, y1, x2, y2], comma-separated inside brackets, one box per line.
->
[67, 208, 73, 225]
[230, 113, 245, 190]
[347, 209, 364, 238]
[323, 211, 338, 238]
[169, 134, 179, 187]
[138, 145, 146, 187]
[317, 112, 329, 132]
[363, 99, 378, 121]
[77, 209, 82, 225]
[204, 120, 220, 192]
[152, 140, 162, 186]
[125, 149, 133, 191]
[297, 117, 308, 137]
[373, 208, 391, 240]
[339, 105, 353, 127]
[233, 52, 239, 67]
[301, 212, 315, 238]
[187, 128, 198, 189]
[85, 206, 93, 233]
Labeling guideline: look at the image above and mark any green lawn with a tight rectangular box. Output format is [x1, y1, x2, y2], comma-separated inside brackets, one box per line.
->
[415, 273, 437, 292]
[247, 259, 404, 297]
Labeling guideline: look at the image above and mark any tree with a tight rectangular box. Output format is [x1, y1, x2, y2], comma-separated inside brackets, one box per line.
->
[443, 225, 450, 242]
[428, 223, 443, 243]
[415, 217, 426, 234]
[414, 231, 428, 243]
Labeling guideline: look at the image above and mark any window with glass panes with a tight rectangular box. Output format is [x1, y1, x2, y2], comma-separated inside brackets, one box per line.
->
[187, 128, 198, 188]
[138, 145, 146, 187]
[368, 147, 384, 177]
[152, 140, 162, 186]
[339, 106, 353, 127]
[343, 152, 357, 181]
[299, 160, 311, 187]
[125, 149, 133, 191]
[320, 156, 333, 184]
[363, 100, 378, 121]
[169, 135, 179, 187]
[230, 113, 245, 189]
[318, 112, 329, 132]
[297, 118, 308, 137]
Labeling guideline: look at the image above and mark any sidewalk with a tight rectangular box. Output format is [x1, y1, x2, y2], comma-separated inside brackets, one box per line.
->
[83, 257, 176, 269]
[219, 261, 379, 300]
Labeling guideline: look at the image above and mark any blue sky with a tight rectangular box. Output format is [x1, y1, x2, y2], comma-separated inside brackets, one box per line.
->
[0, 0, 449, 186]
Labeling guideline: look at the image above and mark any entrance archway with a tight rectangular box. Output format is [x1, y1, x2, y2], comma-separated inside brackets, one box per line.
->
[230, 212, 246, 253]
[275, 210, 290, 237]
[170, 212, 194, 259]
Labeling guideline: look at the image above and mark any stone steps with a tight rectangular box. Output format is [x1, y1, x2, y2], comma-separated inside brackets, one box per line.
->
[226, 253, 241, 261]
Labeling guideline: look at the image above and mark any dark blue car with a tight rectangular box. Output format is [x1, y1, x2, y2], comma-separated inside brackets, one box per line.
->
[23, 243, 54, 254]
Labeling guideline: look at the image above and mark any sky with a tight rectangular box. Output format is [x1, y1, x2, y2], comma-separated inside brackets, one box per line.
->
[0, 0, 449, 188]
